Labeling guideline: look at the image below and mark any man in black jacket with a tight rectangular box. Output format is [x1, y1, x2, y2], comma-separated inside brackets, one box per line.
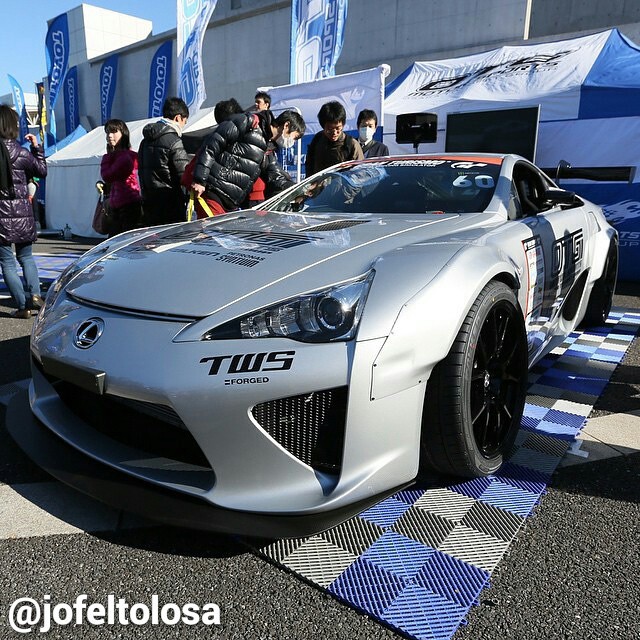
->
[190, 109, 305, 213]
[138, 97, 190, 226]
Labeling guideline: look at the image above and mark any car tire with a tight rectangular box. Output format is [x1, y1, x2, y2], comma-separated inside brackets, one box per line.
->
[420, 281, 528, 478]
[580, 242, 618, 328]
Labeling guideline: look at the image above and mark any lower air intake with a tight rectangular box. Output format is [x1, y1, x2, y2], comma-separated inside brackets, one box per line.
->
[252, 387, 348, 475]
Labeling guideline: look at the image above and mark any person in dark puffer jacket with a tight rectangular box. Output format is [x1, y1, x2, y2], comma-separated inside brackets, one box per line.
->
[244, 109, 306, 207]
[190, 110, 306, 213]
[0, 104, 47, 318]
[190, 112, 267, 213]
[138, 97, 190, 226]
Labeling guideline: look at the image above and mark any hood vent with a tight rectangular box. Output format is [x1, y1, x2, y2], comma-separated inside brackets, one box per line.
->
[301, 220, 368, 232]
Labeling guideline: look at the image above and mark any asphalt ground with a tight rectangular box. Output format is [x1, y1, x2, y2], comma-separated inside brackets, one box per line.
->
[0, 236, 638, 640]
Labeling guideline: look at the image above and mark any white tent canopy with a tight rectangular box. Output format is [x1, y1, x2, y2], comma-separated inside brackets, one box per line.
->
[45, 108, 218, 238]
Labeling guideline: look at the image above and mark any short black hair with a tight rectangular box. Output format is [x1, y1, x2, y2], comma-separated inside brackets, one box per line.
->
[274, 110, 306, 136]
[104, 119, 131, 150]
[255, 91, 271, 107]
[162, 96, 189, 120]
[317, 101, 346, 127]
[214, 98, 244, 123]
[357, 109, 378, 127]
[0, 104, 19, 139]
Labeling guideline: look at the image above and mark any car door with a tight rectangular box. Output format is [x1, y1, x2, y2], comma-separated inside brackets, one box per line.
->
[513, 161, 591, 356]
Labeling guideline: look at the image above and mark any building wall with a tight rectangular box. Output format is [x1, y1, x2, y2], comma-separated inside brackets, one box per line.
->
[51, 0, 640, 136]
[65, 5, 152, 69]
[338, 0, 530, 77]
[528, 0, 640, 39]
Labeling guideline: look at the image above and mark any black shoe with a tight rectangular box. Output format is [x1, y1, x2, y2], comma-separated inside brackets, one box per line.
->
[11, 308, 31, 319]
[31, 294, 44, 310]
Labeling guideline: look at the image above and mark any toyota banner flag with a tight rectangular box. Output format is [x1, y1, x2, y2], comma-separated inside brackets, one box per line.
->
[290, 0, 348, 84]
[63, 66, 79, 136]
[100, 54, 119, 125]
[45, 12, 70, 144]
[7, 75, 29, 143]
[177, 0, 218, 113]
[148, 41, 173, 118]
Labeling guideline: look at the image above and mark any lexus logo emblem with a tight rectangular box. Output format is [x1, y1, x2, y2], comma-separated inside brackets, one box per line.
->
[74, 318, 104, 349]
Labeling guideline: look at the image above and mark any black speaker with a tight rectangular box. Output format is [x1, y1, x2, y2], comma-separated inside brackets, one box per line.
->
[395, 113, 437, 145]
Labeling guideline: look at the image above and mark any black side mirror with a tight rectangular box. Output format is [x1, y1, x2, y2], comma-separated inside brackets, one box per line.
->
[542, 187, 579, 206]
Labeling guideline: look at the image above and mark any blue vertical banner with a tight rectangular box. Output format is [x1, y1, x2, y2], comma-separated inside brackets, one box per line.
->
[290, 0, 348, 84]
[7, 75, 29, 143]
[177, 0, 218, 113]
[45, 12, 70, 144]
[63, 66, 79, 136]
[100, 54, 119, 124]
[148, 41, 173, 118]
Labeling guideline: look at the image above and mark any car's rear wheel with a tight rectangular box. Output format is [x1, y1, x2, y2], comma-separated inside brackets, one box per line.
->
[580, 242, 618, 328]
[420, 281, 528, 477]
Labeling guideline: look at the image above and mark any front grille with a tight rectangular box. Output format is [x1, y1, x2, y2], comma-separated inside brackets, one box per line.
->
[34, 358, 210, 468]
[252, 387, 348, 475]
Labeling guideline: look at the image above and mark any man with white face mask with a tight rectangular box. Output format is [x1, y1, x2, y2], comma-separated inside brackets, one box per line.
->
[243, 109, 306, 207]
[357, 109, 390, 159]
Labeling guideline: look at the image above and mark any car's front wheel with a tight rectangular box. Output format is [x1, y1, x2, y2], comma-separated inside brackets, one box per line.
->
[420, 281, 528, 477]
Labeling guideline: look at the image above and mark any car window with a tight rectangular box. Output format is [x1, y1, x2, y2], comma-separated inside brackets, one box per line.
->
[270, 158, 502, 215]
[513, 163, 546, 216]
[508, 183, 523, 220]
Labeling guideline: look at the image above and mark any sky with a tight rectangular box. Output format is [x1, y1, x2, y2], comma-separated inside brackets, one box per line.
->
[0, 0, 176, 98]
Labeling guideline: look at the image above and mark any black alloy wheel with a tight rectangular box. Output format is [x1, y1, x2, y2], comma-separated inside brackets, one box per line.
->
[421, 281, 528, 477]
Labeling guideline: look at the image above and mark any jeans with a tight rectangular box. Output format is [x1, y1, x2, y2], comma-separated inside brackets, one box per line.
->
[0, 242, 41, 310]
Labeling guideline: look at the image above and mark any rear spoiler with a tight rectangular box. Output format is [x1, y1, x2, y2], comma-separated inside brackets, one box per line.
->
[541, 161, 636, 183]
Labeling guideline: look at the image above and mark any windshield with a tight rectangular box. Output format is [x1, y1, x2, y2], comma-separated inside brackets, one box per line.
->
[269, 158, 502, 215]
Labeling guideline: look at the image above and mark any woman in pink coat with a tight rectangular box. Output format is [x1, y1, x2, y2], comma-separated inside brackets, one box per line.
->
[100, 119, 142, 237]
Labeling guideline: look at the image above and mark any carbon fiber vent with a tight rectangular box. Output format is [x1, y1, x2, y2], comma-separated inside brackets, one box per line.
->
[252, 387, 348, 475]
[301, 220, 368, 232]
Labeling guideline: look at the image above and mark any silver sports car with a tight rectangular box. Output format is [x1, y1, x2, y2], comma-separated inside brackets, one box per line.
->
[9, 154, 617, 537]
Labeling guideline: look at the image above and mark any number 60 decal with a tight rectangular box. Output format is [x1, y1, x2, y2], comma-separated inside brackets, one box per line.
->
[453, 175, 495, 188]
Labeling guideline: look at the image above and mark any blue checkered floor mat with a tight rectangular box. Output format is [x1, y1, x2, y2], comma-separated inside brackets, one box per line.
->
[252, 310, 640, 640]
[0, 253, 81, 293]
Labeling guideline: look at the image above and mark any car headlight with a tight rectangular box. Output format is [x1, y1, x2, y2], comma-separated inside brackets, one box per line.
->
[203, 271, 374, 342]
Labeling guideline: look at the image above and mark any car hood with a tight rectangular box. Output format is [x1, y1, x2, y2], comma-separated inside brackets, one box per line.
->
[66, 211, 480, 317]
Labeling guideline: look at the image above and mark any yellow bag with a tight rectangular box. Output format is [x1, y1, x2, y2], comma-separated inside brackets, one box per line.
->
[186, 190, 215, 222]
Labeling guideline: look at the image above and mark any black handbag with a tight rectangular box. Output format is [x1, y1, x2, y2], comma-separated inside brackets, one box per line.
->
[91, 194, 111, 235]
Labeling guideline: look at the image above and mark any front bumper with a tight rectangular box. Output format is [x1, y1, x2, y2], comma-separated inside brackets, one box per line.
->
[22, 290, 427, 534]
[7, 388, 406, 538]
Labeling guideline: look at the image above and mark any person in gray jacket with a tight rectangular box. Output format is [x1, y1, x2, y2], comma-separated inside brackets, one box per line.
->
[138, 97, 190, 226]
